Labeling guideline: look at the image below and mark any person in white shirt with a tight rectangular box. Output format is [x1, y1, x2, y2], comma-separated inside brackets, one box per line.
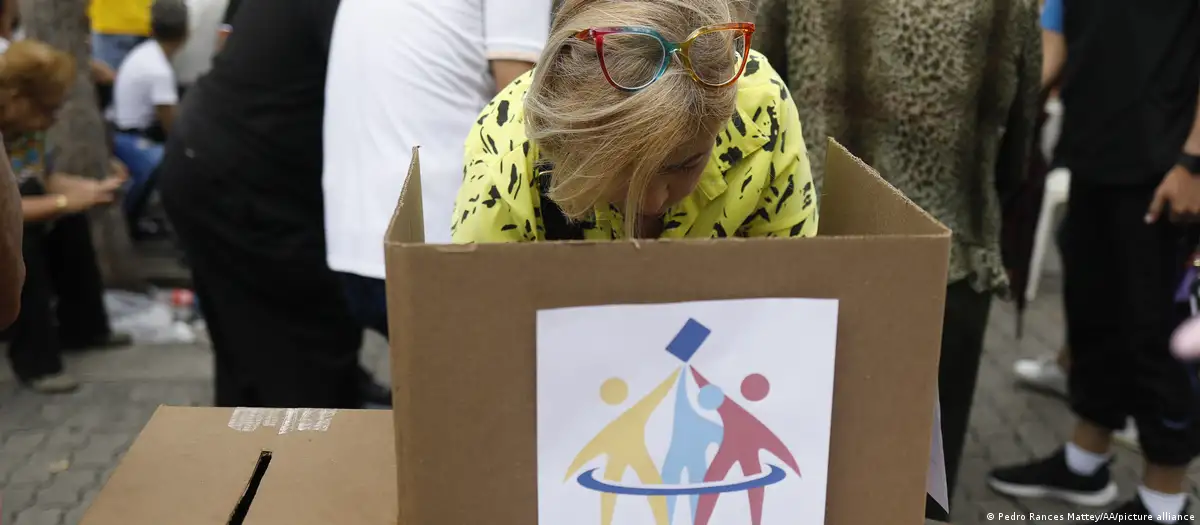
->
[110, 0, 187, 232]
[172, 0, 229, 92]
[322, 0, 551, 336]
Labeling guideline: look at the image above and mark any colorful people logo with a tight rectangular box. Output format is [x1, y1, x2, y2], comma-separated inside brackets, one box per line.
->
[565, 319, 801, 525]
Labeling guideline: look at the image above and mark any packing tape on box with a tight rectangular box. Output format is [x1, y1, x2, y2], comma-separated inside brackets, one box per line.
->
[227, 408, 338, 434]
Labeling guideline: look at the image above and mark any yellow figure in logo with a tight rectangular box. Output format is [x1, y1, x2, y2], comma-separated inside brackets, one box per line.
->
[565, 369, 679, 525]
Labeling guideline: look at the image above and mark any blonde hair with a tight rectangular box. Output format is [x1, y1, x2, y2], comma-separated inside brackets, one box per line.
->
[0, 40, 76, 109]
[526, 0, 749, 235]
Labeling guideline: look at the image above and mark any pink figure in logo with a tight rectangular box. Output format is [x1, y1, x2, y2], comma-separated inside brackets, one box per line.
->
[692, 369, 800, 525]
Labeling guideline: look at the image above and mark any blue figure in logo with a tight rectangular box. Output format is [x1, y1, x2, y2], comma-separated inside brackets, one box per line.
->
[661, 369, 725, 522]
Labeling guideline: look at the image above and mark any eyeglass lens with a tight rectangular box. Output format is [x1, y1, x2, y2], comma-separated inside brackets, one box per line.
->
[600, 32, 668, 90]
[687, 30, 747, 86]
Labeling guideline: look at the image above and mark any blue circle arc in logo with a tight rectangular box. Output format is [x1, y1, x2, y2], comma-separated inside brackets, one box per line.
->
[575, 464, 787, 496]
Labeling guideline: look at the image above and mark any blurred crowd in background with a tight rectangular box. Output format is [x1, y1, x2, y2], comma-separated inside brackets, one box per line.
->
[1, 0, 1199, 523]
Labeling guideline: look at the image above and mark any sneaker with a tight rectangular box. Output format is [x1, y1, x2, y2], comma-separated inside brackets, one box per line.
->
[1013, 354, 1068, 397]
[61, 331, 133, 352]
[1074, 495, 1192, 524]
[356, 367, 392, 408]
[27, 373, 80, 394]
[988, 448, 1118, 507]
[1113, 420, 1141, 453]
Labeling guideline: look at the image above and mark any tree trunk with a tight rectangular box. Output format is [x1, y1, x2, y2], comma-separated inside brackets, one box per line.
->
[18, 0, 146, 290]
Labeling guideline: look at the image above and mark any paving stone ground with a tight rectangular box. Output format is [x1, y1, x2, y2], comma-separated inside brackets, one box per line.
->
[1, 266, 1197, 524]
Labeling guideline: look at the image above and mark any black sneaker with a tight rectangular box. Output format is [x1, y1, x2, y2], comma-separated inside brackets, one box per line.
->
[988, 448, 1118, 506]
[61, 331, 134, 352]
[1074, 496, 1193, 524]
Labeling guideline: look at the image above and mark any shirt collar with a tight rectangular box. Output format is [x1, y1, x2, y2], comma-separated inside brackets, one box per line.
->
[699, 103, 770, 201]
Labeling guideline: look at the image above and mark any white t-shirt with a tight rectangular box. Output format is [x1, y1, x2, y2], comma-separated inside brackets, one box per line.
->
[173, 0, 230, 86]
[323, 0, 550, 279]
[111, 40, 179, 130]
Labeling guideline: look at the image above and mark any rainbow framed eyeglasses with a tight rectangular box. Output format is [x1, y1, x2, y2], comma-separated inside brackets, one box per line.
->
[573, 22, 756, 92]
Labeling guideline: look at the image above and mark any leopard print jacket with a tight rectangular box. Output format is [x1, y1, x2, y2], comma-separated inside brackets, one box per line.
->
[755, 0, 1042, 295]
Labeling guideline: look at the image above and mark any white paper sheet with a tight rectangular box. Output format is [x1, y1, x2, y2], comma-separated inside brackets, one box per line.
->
[927, 395, 949, 512]
[536, 299, 839, 525]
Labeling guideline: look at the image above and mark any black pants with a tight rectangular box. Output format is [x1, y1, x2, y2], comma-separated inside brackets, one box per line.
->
[925, 279, 994, 520]
[1064, 179, 1200, 467]
[3, 214, 111, 381]
[159, 135, 363, 409]
[339, 273, 388, 338]
[1057, 211, 1069, 343]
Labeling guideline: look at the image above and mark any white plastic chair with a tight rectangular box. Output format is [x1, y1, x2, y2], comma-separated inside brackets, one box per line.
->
[1040, 98, 1064, 162]
[1026, 167, 1070, 302]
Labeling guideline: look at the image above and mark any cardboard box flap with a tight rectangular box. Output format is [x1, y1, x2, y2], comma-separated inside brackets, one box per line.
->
[821, 139, 949, 237]
[385, 146, 425, 244]
[80, 407, 397, 525]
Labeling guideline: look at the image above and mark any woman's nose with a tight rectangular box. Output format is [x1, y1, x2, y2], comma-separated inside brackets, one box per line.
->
[644, 185, 669, 215]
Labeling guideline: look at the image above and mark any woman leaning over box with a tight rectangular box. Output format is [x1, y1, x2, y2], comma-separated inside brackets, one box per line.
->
[451, 0, 817, 243]
[1, 40, 130, 393]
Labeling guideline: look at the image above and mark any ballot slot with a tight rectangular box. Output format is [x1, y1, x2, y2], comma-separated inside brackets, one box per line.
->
[227, 450, 273, 525]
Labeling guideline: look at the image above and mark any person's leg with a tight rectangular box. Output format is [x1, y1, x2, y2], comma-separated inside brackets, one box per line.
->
[192, 272, 251, 406]
[3, 225, 71, 390]
[1032, 206, 1141, 451]
[43, 213, 125, 349]
[338, 272, 392, 407]
[237, 263, 363, 409]
[924, 279, 992, 521]
[159, 137, 363, 409]
[1014, 212, 1071, 395]
[937, 280, 993, 493]
[989, 179, 1124, 506]
[159, 136, 255, 407]
[364, 277, 388, 337]
[339, 272, 389, 337]
[113, 133, 164, 222]
[1113, 184, 1199, 515]
[1055, 209, 1071, 372]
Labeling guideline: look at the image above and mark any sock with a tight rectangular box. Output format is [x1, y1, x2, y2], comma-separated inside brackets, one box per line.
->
[1064, 442, 1110, 476]
[1138, 486, 1187, 523]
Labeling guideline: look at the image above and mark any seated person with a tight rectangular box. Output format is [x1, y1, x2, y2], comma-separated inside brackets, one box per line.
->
[0, 40, 131, 393]
[109, 0, 187, 232]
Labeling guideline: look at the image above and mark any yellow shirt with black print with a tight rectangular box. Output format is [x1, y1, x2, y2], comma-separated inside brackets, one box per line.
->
[451, 50, 818, 243]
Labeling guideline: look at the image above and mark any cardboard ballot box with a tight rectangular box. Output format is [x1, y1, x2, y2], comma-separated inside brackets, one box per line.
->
[384, 139, 952, 525]
[79, 407, 397, 525]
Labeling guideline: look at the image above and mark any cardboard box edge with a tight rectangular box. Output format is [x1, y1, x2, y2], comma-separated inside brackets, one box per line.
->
[825, 138, 951, 237]
[384, 146, 424, 245]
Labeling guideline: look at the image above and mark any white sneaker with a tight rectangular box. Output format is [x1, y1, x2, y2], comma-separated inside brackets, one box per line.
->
[28, 372, 80, 394]
[1013, 355, 1068, 397]
[1113, 420, 1140, 453]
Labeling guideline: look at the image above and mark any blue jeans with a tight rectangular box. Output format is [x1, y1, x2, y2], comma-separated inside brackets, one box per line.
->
[339, 273, 388, 338]
[91, 33, 146, 69]
[112, 132, 163, 221]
